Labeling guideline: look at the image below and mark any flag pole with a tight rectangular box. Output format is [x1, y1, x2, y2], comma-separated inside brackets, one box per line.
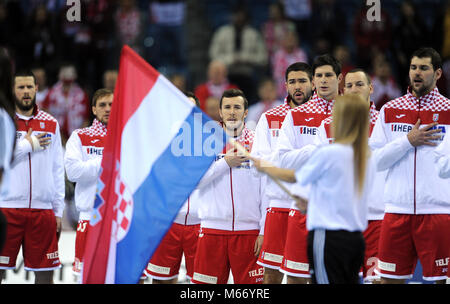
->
[228, 138, 298, 201]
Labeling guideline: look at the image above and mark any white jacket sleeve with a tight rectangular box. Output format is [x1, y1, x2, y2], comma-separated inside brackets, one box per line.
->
[196, 158, 230, 189]
[258, 172, 269, 235]
[369, 108, 414, 171]
[12, 137, 33, 163]
[315, 122, 329, 146]
[276, 112, 315, 169]
[434, 131, 450, 178]
[251, 114, 272, 160]
[52, 125, 66, 218]
[64, 132, 102, 183]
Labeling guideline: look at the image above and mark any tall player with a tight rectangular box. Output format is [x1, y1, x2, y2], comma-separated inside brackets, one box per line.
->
[191, 89, 267, 284]
[65, 88, 113, 277]
[0, 70, 65, 284]
[252, 62, 313, 284]
[275, 54, 342, 283]
[369, 47, 450, 284]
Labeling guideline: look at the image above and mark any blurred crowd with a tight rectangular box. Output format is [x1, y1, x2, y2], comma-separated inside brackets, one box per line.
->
[1, 0, 450, 142]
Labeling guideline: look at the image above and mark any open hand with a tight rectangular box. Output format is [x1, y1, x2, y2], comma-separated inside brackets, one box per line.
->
[407, 119, 441, 147]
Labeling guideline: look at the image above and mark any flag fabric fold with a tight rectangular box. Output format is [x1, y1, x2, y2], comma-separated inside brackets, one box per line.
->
[82, 45, 226, 284]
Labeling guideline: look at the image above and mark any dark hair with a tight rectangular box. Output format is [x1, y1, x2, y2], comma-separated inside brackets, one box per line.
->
[219, 88, 248, 110]
[410, 47, 442, 71]
[285, 62, 312, 81]
[185, 91, 200, 107]
[312, 54, 342, 77]
[92, 88, 113, 107]
[0, 47, 14, 116]
[13, 69, 37, 85]
[345, 68, 372, 84]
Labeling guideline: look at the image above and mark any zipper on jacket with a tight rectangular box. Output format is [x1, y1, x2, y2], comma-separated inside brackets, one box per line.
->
[25, 119, 32, 208]
[184, 196, 190, 225]
[28, 154, 32, 208]
[229, 168, 235, 231]
[414, 97, 422, 214]
[413, 148, 417, 214]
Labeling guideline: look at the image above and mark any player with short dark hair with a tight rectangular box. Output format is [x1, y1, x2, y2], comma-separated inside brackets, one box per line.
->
[252, 62, 313, 284]
[0, 70, 65, 284]
[369, 47, 450, 284]
[64, 88, 113, 278]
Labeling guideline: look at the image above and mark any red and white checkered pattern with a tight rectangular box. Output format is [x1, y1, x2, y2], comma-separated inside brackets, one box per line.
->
[292, 92, 335, 115]
[35, 107, 58, 123]
[235, 127, 255, 152]
[384, 87, 450, 112]
[264, 97, 291, 117]
[113, 174, 134, 242]
[76, 119, 107, 137]
[321, 102, 379, 128]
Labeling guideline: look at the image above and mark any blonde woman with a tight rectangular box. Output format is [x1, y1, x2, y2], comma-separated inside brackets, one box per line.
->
[252, 94, 375, 284]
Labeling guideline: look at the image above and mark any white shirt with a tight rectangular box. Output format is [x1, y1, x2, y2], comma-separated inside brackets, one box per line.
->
[295, 143, 375, 232]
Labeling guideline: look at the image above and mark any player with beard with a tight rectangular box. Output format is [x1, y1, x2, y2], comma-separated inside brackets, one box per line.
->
[0, 70, 65, 284]
[275, 54, 342, 283]
[251, 62, 313, 284]
[191, 89, 268, 284]
[370, 47, 450, 284]
[64, 88, 113, 279]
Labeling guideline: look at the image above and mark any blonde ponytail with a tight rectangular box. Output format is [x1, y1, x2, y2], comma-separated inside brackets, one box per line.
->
[331, 94, 370, 196]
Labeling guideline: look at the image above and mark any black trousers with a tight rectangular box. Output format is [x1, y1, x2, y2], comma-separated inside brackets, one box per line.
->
[307, 229, 365, 284]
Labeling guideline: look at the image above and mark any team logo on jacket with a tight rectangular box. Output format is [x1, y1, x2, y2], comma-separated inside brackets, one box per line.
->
[86, 147, 103, 155]
[40, 122, 45, 129]
[433, 113, 439, 122]
[299, 126, 317, 135]
[391, 124, 413, 133]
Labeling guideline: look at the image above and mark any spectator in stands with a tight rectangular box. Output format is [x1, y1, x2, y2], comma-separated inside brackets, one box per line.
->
[443, 59, 450, 95]
[353, 3, 393, 69]
[84, 0, 116, 91]
[205, 96, 221, 122]
[246, 78, 282, 130]
[393, 0, 430, 92]
[103, 69, 118, 92]
[261, 1, 296, 63]
[209, 4, 268, 102]
[280, 0, 312, 48]
[31, 67, 50, 108]
[194, 60, 238, 111]
[27, 4, 57, 73]
[434, 0, 450, 59]
[271, 30, 308, 99]
[370, 56, 401, 110]
[309, 0, 346, 53]
[333, 45, 355, 93]
[43, 64, 90, 144]
[169, 73, 186, 92]
[115, 0, 145, 56]
[145, 0, 186, 75]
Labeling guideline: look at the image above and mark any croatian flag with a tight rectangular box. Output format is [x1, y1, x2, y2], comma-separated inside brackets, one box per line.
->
[82, 45, 226, 284]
